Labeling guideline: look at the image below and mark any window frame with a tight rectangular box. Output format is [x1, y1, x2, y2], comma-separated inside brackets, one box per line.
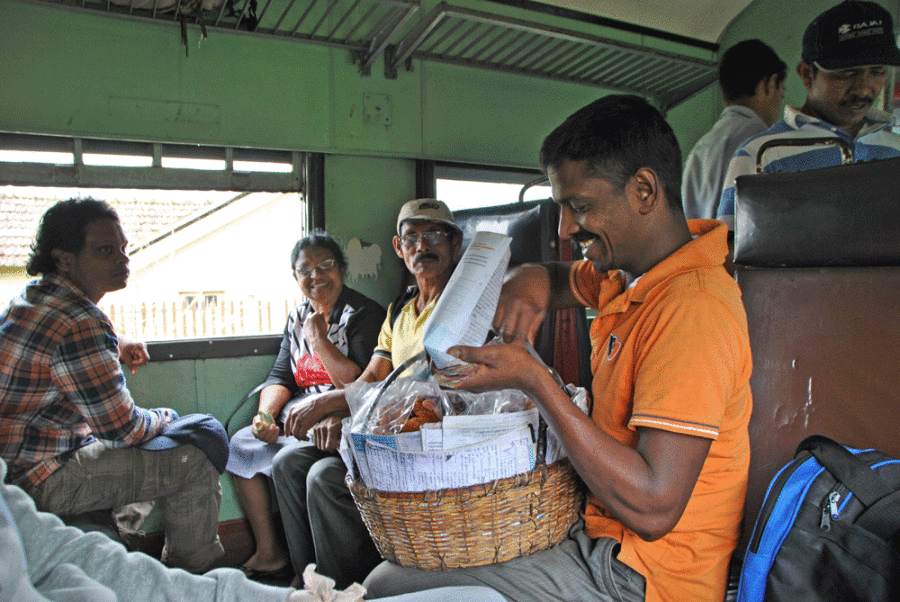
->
[430, 161, 551, 210]
[0, 132, 324, 361]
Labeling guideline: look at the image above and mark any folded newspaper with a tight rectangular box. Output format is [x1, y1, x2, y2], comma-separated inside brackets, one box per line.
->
[423, 230, 511, 373]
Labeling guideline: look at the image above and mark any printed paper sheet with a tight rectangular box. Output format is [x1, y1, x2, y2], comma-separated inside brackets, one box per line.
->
[423, 231, 511, 370]
[363, 428, 535, 492]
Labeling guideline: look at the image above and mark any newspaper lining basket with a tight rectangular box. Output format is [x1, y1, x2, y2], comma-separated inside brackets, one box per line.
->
[346, 458, 583, 570]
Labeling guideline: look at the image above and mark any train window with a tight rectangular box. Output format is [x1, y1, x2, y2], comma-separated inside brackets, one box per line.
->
[0, 133, 311, 344]
[435, 163, 551, 212]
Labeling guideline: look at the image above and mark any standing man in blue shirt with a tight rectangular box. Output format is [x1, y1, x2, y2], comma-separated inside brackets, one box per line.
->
[718, 0, 900, 230]
[681, 39, 786, 221]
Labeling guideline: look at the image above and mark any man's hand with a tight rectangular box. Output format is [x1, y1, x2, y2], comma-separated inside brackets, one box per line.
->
[493, 265, 552, 343]
[310, 414, 345, 452]
[118, 337, 150, 375]
[250, 412, 281, 444]
[283, 392, 333, 441]
[448, 342, 546, 395]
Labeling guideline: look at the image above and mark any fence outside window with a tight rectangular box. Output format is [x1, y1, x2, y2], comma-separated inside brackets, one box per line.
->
[100, 297, 305, 341]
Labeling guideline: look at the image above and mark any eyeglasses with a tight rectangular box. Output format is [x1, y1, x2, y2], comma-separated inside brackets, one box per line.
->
[295, 258, 337, 277]
[400, 230, 450, 248]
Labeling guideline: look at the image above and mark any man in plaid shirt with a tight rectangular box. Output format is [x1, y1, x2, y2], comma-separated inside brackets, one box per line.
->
[0, 198, 224, 573]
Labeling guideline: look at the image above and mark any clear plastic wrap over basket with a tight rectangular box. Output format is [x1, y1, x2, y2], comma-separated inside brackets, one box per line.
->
[345, 373, 535, 437]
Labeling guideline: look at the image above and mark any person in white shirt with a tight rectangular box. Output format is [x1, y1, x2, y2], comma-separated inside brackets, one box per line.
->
[0, 457, 506, 602]
[717, 0, 900, 232]
[681, 39, 786, 221]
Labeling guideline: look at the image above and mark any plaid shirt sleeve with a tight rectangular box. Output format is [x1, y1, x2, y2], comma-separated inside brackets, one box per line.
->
[50, 313, 168, 448]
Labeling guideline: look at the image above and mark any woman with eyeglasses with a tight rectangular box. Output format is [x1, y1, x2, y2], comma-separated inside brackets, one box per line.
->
[225, 230, 385, 584]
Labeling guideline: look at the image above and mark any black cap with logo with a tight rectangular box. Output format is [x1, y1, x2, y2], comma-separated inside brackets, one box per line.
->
[802, 0, 900, 69]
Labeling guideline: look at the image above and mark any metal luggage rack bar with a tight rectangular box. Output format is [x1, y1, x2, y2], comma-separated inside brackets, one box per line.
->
[385, 2, 717, 110]
[25, 0, 418, 55]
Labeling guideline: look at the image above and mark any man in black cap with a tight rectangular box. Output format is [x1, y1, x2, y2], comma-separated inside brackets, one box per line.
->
[717, 0, 900, 230]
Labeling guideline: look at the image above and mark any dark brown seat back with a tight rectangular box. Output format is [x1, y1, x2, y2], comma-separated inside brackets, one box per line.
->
[732, 156, 900, 554]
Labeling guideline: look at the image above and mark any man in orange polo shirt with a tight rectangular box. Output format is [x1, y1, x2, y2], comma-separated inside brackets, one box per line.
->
[364, 95, 753, 602]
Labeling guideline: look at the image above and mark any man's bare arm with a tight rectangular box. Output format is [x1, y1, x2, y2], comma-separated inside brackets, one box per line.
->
[450, 342, 710, 541]
[494, 262, 582, 343]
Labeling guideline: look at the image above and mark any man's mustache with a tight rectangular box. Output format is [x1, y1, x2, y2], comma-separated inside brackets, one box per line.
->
[845, 95, 873, 105]
[413, 252, 440, 263]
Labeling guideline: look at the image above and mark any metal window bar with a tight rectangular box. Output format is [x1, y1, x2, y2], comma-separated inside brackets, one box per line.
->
[0, 133, 304, 192]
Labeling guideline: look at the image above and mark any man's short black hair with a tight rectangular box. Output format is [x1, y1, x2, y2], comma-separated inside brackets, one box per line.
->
[719, 39, 787, 102]
[27, 197, 120, 276]
[539, 94, 683, 210]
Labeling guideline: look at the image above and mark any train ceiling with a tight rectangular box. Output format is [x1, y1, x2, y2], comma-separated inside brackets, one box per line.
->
[534, 0, 754, 44]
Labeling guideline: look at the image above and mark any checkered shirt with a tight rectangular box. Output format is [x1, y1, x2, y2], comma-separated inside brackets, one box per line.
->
[0, 274, 168, 488]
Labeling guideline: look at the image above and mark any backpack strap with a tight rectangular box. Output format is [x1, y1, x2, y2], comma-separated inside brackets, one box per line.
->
[390, 285, 419, 328]
[796, 435, 894, 508]
[856, 490, 900, 541]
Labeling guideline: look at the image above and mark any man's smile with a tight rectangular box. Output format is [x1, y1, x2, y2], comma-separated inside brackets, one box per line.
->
[571, 231, 598, 255]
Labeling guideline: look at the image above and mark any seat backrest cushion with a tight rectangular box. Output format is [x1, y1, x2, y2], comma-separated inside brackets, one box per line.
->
[734, 156, 900, 267]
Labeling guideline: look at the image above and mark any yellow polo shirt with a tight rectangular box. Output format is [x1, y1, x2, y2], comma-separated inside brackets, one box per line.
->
[372, 293, 438, 370]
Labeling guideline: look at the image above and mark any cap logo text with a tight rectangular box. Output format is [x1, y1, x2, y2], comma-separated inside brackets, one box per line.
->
[838, 20, 884, 41]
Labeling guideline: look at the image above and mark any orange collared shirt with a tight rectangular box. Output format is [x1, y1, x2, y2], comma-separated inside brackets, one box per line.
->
[570, 219, 752, 602]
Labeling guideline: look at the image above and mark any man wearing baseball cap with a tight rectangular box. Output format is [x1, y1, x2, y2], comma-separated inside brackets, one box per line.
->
[717, 0, 900, 231]
[271, 199, 462, 588]
[376, 198, 463, 368]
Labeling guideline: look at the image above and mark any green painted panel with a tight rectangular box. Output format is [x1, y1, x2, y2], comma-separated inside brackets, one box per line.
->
[420, 61, 602, 168]
[195, 356, 276, 425]
[323, 154, 416, 307]
[331, 55, 424, 157]
[0, 0, 332, 149]
[124, 360, 199, 415]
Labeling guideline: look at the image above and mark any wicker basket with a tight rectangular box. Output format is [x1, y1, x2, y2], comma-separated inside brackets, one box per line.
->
[346, 459, 583, 570]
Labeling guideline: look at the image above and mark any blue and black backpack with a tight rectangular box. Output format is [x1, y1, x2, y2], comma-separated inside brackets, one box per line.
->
[738, 434, 900, 602]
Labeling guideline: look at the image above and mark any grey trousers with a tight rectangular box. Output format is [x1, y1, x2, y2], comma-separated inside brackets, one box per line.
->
[28, 441, 224, 573]
[363, 521, 646, 602]
[271, 441, 382, 588]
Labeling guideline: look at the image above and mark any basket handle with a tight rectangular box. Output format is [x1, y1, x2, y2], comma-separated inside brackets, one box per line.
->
[360, 350, 430, 427]
[522, 341, 567, 466]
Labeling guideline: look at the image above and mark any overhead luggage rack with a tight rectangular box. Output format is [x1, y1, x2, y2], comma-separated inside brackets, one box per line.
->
[22, 0, 717, 110]
[383, 2, 717, 110]
[25, 0, 419, 56]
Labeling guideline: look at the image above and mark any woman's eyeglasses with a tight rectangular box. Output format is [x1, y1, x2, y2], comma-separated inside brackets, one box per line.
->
[295, 258, 337, 277]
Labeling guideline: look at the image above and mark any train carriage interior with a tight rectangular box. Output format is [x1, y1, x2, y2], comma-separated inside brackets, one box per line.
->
[1, 0, 898, 596]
